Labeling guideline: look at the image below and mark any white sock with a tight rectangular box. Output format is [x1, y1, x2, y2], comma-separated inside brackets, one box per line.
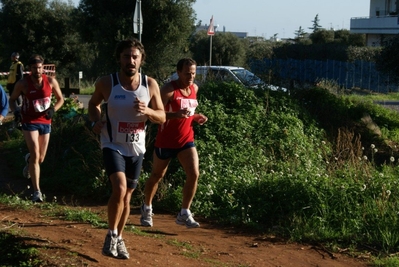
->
[108, 229, 118, 236]
[144, 204, 152, 210]
[181, 209, 190, 215]
[117, 235, 122, 241]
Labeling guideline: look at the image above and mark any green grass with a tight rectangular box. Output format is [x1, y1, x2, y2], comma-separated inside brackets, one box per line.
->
[372, 256, 399, 267]
[48, 207, 107, 228]
[351, 91, 399, 101]
[0, 232, 42, 267]
[0, 192, 40, 210]
[78, 86, 94, 95]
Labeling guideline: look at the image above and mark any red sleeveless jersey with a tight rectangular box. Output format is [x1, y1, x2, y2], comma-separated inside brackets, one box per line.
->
[21, 74, 52, 124]
[155, 81, 198, 149]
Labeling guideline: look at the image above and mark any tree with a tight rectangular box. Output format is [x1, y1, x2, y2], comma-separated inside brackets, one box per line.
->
[0, 0, 92, 79]
[212, 32, 246, 66]
[190, 31, 246, 67]
[43, 0, 94, 78]
[246, 41, 278, 61]
[140, 0, 196, 80]
[375, 35, 399, 81]
[309, 14, 322, 33]
[77, 0, 196, 80]
[334, 29, 350, 44]
[294, 26, 306, 39]
[333, 30, 365, 46]
[189, 31, 211, 66]
[310, 29, 334, 44]
[348, 33, 366, 46]
[347, 45, 380, 62]
[0, 0, 51, 69]
[77, 0, 142, 78]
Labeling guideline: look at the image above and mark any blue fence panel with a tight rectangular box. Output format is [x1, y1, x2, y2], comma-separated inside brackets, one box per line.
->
[249, 58, 399, 93]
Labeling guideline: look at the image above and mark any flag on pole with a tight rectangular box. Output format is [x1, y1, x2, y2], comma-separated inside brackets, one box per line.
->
[207, 15, 215, 36]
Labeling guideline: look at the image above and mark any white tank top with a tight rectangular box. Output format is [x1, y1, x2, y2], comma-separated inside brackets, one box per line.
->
[100, 73, 150, 156]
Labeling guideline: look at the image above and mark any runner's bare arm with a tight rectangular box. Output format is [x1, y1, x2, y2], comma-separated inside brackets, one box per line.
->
[49, 77, 64, 112]
[143, 77, 165, 124]
[160, 82, 175, 106]
[88, 76, 110, 123]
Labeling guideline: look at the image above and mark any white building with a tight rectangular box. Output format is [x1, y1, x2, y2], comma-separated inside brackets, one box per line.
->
[350, 0, 399, 46]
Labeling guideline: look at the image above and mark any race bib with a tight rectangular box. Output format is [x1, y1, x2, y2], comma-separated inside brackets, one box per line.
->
[33, 96, 51, 113]
[116, 121, 145, 143]
[181, 99, 198, 116]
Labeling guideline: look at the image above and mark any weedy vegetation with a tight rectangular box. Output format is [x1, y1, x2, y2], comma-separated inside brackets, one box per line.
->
[2, 80, 399, 266]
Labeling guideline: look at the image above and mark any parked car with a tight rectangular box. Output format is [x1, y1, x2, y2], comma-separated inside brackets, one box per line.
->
[167, 66, 286, 92]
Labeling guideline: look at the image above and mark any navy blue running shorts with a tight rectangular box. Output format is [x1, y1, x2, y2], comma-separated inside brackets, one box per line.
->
[102, 147, 144, 189]
[22, 123, 51, 135]
[155, 142, 195, 160]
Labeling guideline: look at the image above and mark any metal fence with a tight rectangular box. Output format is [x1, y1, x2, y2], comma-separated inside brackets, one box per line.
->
[250, 59, 399, 93]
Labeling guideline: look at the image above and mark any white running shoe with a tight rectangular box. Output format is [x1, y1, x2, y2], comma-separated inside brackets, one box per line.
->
[102, 234, 118, 257]
[32, 191, 43, 202]
[116, 239, 129, 259]
[176, 212, 200, 228]
[140, 204, 153, 227]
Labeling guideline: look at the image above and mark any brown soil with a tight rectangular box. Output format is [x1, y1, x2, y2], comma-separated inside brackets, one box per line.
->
[0, 141, 370, 267]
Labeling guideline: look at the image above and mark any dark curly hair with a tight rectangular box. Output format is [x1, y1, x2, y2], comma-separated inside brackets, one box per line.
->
[115, 38, 146, 64]
[28, 54, 44, 65]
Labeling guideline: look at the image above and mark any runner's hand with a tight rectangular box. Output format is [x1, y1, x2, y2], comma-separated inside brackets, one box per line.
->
[45, 107, 55, 119]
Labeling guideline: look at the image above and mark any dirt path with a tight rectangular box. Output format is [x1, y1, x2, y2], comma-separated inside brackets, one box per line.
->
[0, 150, 370, 266]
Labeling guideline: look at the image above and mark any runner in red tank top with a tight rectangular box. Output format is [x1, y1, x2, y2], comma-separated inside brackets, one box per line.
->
[141, 58, 208, 228]
[154, 80, 197, 148]
[9, 54, 64, 203]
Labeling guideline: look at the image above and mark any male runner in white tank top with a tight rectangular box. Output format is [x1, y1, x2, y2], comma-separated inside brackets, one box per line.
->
[88, 38, 165, 260]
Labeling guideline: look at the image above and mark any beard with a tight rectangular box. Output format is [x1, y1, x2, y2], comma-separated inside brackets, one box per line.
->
[123, 65, 138, 77]
[124, 69, 136, 77]
[32, 72, 42, 79]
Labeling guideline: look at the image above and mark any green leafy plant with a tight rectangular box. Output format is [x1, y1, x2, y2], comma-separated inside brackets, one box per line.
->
[0, 232, 42, 267]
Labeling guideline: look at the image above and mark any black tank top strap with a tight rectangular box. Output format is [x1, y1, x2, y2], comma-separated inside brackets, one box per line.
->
[141, 73, 147, 88]
[111, 73, 119, 87]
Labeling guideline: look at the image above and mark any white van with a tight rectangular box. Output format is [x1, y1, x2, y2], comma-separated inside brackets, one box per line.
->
[168, 66, 286, 91]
